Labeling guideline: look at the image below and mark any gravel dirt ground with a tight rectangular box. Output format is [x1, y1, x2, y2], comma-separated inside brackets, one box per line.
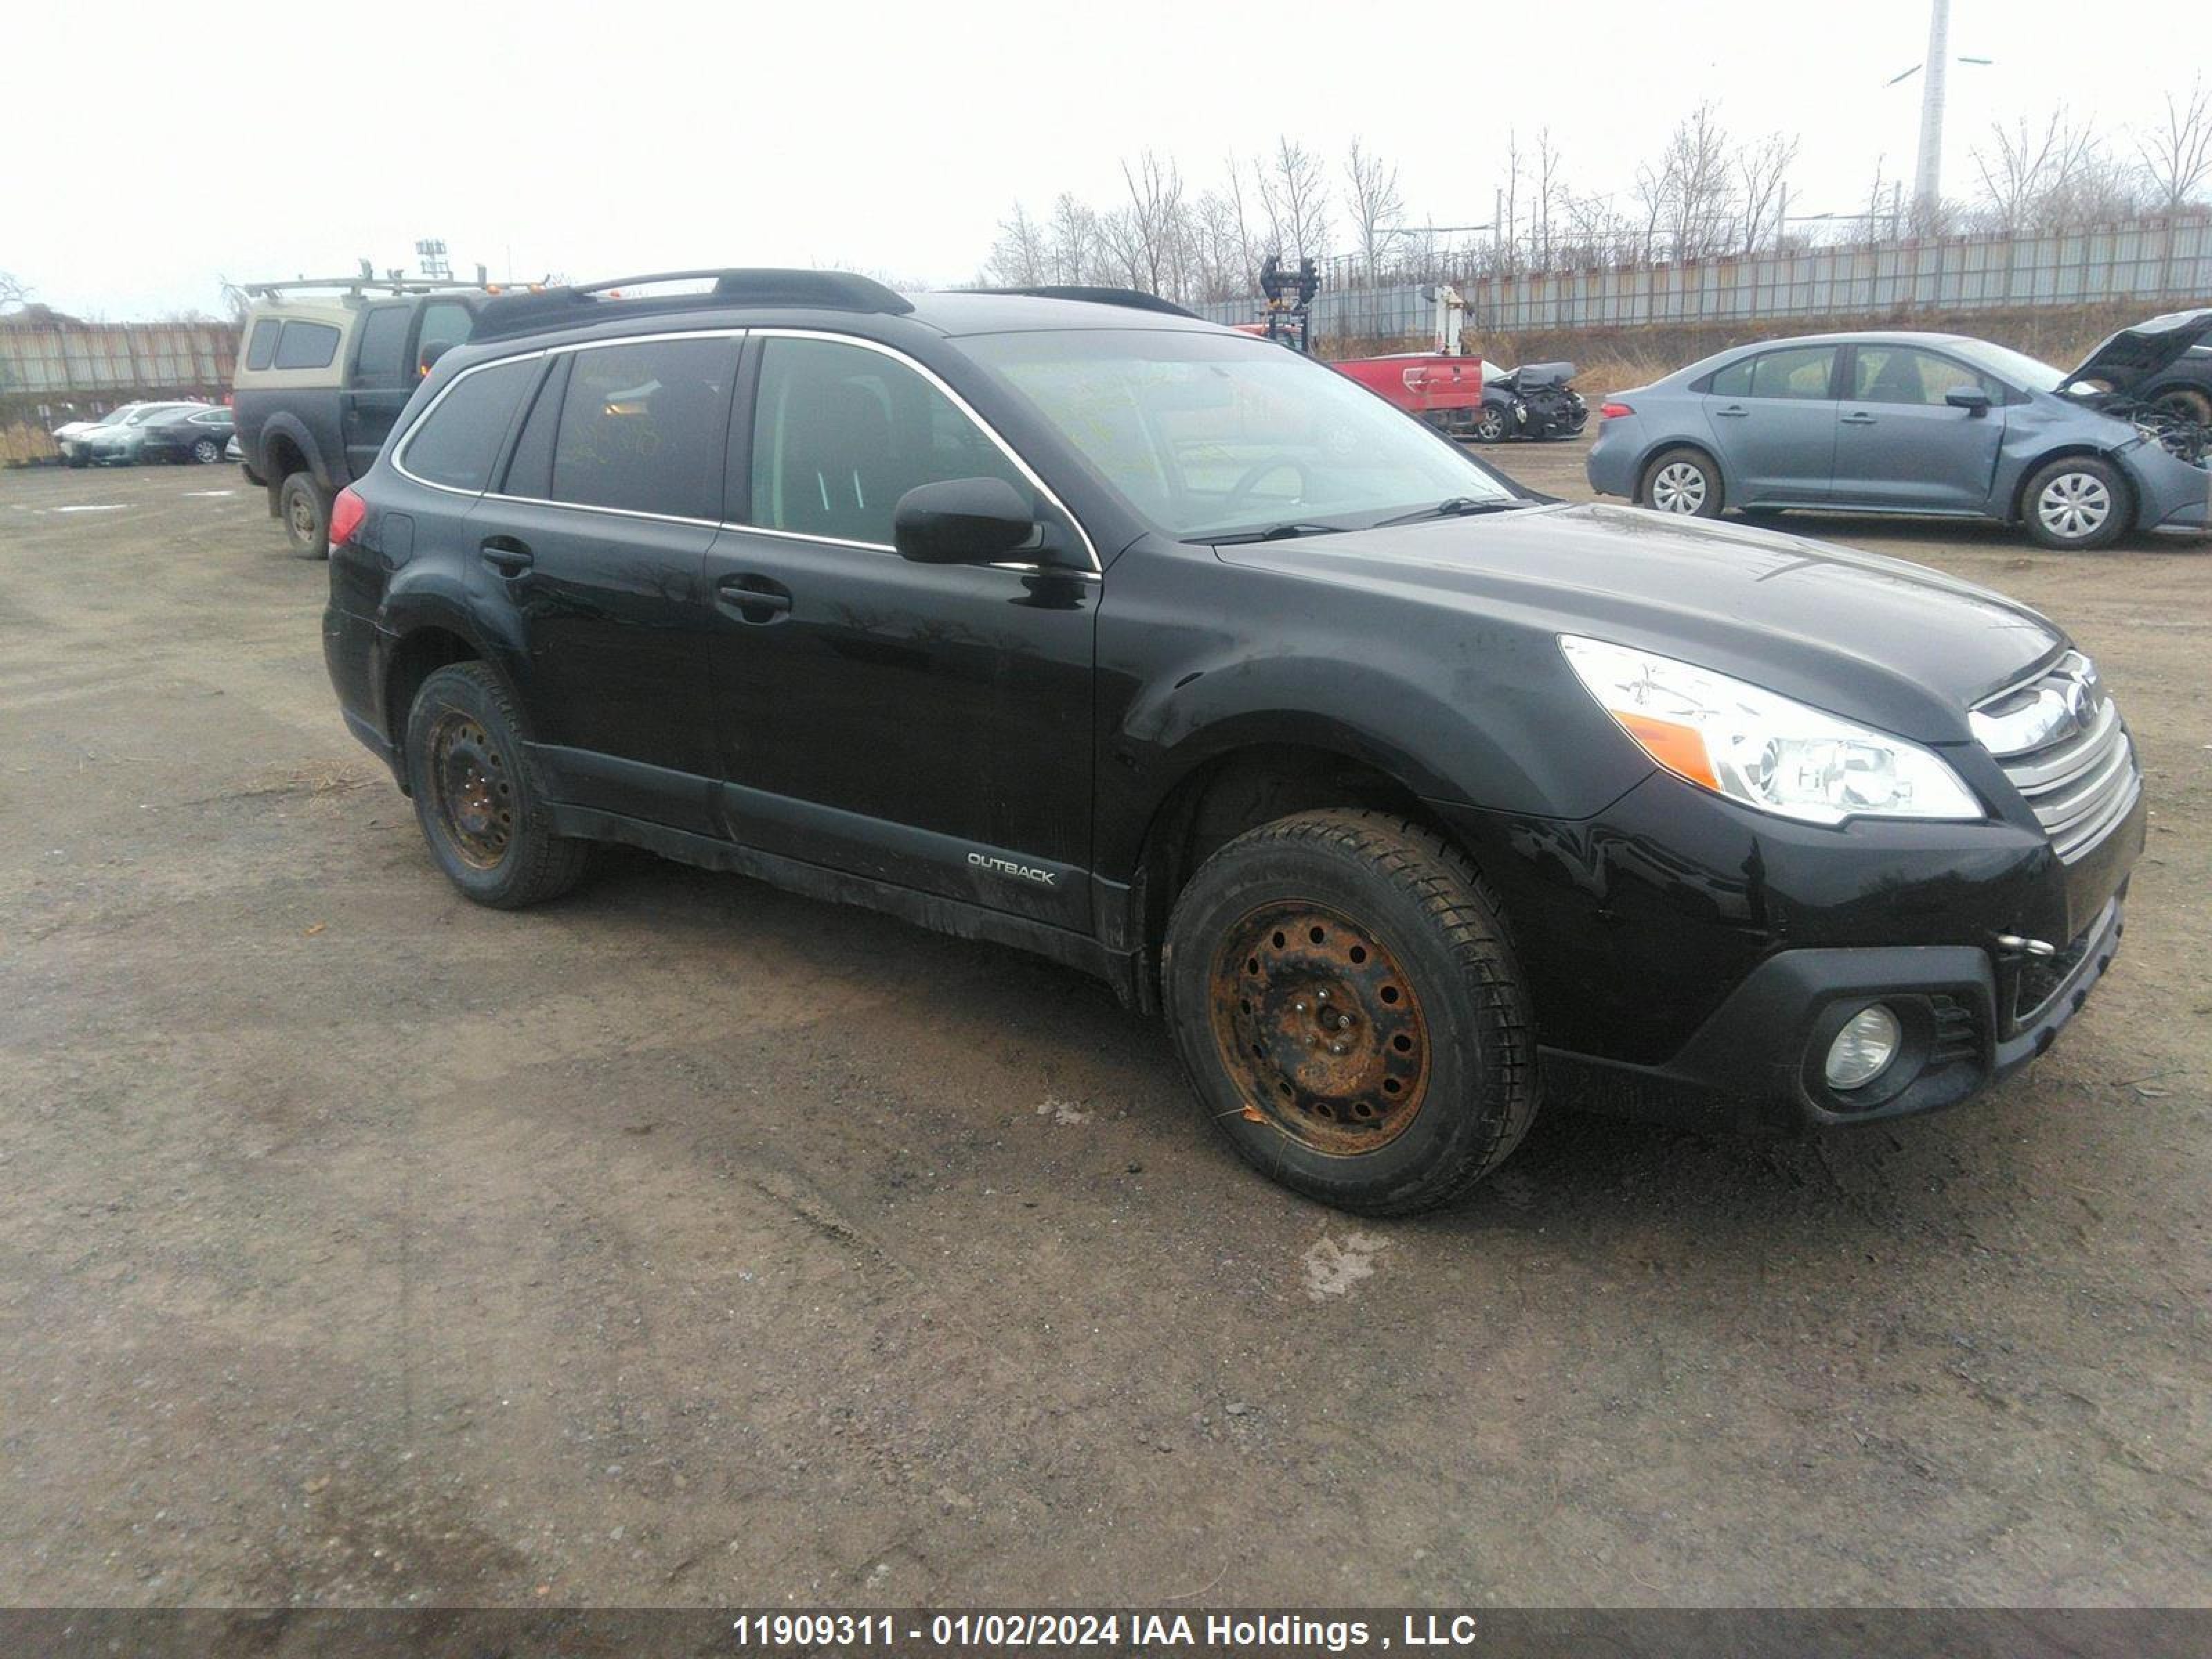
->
[1, 442, 2207, 1610]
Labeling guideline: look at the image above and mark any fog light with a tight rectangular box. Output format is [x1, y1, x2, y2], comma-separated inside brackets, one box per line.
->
[1825, 1004, 1902, 1090]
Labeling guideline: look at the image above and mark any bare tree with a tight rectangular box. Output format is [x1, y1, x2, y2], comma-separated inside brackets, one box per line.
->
[1118, 150, 1187, 296]
[1736, 131, 1798, 253]
[1973, 110, 2097, 231]
[986, 204, 1049, 285]
[1659, 102, 1736, 259]
[1047, 194, 1100, 285]
[1532, 129, 1565, 270]
[2139, 76, 2212, 211]
[1255, 138, 1331, 263]
[1094, 207, 1148, 290]
[0, 271, 28, 312]
[1499, 129, 1524, 269]
[1342, 138, 1404, 280]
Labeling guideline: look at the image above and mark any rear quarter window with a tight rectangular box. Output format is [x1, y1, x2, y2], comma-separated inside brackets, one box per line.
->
[273, 321, 341, 371]
[399, 358, 538, 493]
[244, 319, 280, 371]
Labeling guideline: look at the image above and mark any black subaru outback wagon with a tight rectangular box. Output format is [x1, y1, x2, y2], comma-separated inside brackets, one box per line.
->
[321, 269, 2144, 1214]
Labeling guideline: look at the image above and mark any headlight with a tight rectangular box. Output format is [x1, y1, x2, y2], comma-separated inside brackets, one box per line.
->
[1559, 635, 1983, 825]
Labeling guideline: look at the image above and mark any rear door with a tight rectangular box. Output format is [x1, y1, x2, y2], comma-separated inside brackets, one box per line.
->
[1829, 344, 2007, 512]
[459, 333, 738, 834]
[340, 303, 415, 481]
[1699, 344, 1840, 503]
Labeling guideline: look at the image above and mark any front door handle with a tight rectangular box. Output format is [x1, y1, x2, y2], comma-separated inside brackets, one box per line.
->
[480, 537, 534, 576]
[1714, 404, 1750, 417]
[716, 574, 794, 624]
[1841, 411, 1879, 425]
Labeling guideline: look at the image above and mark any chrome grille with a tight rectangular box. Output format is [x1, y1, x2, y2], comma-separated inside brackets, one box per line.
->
[1973, 652, 2141, 864]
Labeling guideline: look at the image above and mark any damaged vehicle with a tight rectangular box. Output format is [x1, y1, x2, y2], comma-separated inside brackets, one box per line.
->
[324, 271, 2144, 1215]
[1588, 309, 2212, 549]
[1468, 362, 1588, 443]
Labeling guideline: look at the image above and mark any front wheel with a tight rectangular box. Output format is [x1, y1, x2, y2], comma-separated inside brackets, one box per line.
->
[2023, 456, 2129, 551]
[1471, 404, 1509, 443]
[403, 663, 588, 909]
[191, 437, 223, 465]
[1163, 809, 1540, 1215]
[1639, 447, 1723, 516]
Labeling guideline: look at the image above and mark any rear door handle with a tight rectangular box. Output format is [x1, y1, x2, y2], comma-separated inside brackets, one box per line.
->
[716, 574, 793, 622]
[1841, 411, 1879, 425]
[1714, 404, 1750, 417]
[480, 537, 534, 576]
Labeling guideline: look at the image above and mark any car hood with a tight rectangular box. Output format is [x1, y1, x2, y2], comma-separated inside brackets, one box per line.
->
[1218, 503, 2065, 743]
[2060, 307, 2212, 392]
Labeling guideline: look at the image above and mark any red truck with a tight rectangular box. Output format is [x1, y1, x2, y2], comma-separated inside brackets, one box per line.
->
[1330, 352, 1489, 438]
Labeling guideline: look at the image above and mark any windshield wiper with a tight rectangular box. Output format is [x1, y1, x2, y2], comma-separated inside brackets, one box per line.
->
[1371, 496, 1529, 527]
[1201, 521, 1349, 545]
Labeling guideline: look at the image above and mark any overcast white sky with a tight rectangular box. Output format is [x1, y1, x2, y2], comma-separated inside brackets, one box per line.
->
[6, 0, 2197, 318]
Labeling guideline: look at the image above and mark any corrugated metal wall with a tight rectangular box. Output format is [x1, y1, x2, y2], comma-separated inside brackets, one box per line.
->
[0, 320, 236, 398]
[1196, 216, 2212, 339]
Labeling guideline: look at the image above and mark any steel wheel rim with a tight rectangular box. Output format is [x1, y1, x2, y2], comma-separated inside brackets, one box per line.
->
[1651, 461, 1707, 512]
[2037, 473, 2110, 540]
[427, 711, 514, 869]
[287, 489, 319, 543]
[1208, 902, 1432, 1155]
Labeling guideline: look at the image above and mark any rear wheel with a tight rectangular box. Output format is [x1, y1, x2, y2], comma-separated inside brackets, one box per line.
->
[1639, 446, 1722, 516]
[191, 436, 223, 465]
[1163, 809, 1539, 1215]
[404, 663, 587, 909]
[2023, 456, 2129, 551]
[279, 471, 330, 559]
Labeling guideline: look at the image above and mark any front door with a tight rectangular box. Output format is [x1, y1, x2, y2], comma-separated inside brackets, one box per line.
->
[703, 332, 1098, 932]
[339, 302, 415, 482]
[1700, 343, 1841, 503]
[465, 336, 741, 834]
[1829, 344, 2008, 512]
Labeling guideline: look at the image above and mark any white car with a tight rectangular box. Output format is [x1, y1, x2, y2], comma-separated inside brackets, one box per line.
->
[53, 403, 156, 465]
[66, 401, 208, 468]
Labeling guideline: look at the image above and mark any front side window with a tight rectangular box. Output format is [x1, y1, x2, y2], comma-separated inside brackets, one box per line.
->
[962, 329, 1517, 541]
[273, 321, 341, 371]
[400, 357, 537, 492]
[415, 300, 476, 377]
[1850, 345, 2000, 405]
[545, 337, 737, 520]
[751, 335, 1029, 545]
[244, 319, 280, 371]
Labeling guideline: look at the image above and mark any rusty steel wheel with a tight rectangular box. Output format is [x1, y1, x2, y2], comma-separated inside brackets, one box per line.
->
[426, 710, 514, 870]
[1164, 808, 1540, 1215]
[1210, 903, 1432, 1154]
[403, 662, 586, 910]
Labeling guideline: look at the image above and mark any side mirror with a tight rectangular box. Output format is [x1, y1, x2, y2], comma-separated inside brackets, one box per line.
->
[1946, 386, 1992, 417]
[892, 477, 1038, 565]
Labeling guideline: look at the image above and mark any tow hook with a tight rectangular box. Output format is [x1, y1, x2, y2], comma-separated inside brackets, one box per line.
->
[1995, 933, 2057, 959]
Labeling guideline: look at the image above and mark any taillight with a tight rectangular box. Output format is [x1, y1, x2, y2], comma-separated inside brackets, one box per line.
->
[1599, 402, 1635, 420]
[328, 485, 367, 550]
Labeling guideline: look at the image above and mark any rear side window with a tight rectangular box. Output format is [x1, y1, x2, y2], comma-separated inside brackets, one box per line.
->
[273, 321, 341, 371]
[353, 307, 413, 389]
[400, 358, 538, 493]
[547, 337, 737, 519]
[751, 335, 1028, 545]
[244, 319, 280, 371]
[1712, 346, 1837, 401]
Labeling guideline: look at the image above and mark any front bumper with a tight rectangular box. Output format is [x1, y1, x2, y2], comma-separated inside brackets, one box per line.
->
[1540, 892, 2127, 1132]
[2122, 442, 2211, 533]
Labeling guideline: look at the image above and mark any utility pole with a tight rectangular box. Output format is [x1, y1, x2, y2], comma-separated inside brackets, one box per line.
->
[1912, 0, 1950, 216]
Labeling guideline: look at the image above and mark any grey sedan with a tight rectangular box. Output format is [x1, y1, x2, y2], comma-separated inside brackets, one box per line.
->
[1586, 312, 2212, 550]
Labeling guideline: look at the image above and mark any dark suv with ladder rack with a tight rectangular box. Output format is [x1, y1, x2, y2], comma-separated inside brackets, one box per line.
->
[319, 268, 2144, 1215]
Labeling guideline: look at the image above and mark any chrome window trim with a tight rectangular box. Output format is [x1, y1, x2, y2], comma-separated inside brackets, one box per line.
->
[388, 325, 1105, 576]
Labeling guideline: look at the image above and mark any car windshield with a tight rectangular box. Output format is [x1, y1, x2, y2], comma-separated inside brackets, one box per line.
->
[966, 329, 1519, 541]
[1951, 339, 2065, 393]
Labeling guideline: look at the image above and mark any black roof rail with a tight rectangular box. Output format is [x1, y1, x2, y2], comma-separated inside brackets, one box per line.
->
[968, 285, 1201, 319]
[473, 268, 914, 341]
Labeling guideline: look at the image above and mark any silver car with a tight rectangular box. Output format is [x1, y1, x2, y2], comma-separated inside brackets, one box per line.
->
[1586, 311, 2212, 550]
